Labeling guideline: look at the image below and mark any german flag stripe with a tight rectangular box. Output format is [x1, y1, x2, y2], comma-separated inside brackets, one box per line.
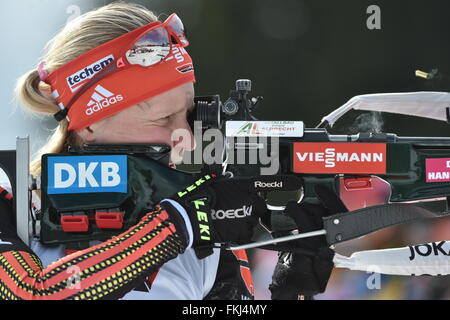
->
[0, 263, 29, 298]
[0, 253, 47, 293]
[20, 251, 43, 272]
[1, 252, 37, 286]
[0, 226, 177, 299]
[68, 232, 182, 300]
[29, 253, 43, 270]
[49, 228, 180, 300]
[48, 226, 176, 300]
[13, 251, 41, 275]
[39, 223, 166, 292]
[2, 213, 170, 297]
[0, 207, 184, 300]
[0, 276, 19, 300]
[39, 209, 168, 279]
[39, 210, 169, 288]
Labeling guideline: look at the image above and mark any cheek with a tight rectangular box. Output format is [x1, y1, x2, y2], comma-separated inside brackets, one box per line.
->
[94, 122, 174, 145]
[126, 126, 173, 145]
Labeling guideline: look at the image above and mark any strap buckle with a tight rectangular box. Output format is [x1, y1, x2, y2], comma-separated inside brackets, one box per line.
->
[53, 109, 68, 122]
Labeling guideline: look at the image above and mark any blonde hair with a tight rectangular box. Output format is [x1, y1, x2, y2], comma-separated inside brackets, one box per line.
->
[15, 2, 158, 177]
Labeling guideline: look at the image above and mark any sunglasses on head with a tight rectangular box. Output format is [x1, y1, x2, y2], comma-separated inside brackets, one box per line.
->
[124, 13, 188, 67]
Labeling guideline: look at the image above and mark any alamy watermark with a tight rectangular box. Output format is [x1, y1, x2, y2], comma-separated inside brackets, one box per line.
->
[367, 5, 381, 30]
[171, 122, 280, 175]
[66, 5, 81, 24]
[66, 265, 81, 290]
[366, 265, 381, 290]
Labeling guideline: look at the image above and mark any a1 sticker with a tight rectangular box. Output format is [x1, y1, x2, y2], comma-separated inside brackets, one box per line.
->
[226, 121, 304, 137]
[426, 158, 450, 183]
[293, 142, 387, 174]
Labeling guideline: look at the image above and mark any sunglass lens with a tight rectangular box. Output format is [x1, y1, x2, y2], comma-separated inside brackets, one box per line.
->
[126, 27, 171, 67]
[167, 15, 188, 46]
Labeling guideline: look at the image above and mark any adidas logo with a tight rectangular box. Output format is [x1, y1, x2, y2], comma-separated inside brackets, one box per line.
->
[85, 85, 124, 116]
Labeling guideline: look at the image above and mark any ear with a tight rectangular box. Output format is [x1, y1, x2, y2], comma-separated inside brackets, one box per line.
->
[76, 126, 96, 144]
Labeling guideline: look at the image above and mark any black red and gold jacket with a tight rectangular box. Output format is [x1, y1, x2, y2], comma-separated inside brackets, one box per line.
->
[0, 186, 254, 300]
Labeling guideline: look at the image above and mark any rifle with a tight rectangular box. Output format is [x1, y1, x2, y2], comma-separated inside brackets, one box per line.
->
[191, 79, 450, 250]
[1, 79, 450, 252]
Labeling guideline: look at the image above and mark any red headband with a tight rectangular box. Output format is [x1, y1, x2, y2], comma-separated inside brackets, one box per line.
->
[46, 20, 195, 131]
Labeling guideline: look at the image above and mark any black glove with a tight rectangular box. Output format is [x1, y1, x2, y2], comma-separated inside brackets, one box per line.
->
[269, 184, 348, 299]
[161, 174, 301, 258]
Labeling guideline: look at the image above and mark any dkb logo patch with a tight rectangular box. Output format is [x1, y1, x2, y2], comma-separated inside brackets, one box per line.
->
[47, 155, 127, 194]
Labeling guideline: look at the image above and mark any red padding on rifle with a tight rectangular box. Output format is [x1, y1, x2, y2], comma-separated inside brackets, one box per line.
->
[95, 210, 124, 229]
[61, 215, 89, 233]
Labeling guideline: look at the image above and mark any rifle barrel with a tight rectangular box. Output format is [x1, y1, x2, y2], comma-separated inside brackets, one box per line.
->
[396, 136, 450, 144]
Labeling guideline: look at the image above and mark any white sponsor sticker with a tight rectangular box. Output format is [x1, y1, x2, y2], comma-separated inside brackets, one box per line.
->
[66, 55, 115, 92]
[226, 121, 304, 137]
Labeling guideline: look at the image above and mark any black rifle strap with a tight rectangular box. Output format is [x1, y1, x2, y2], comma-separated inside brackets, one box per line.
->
[446, 106, 450, 123]
[0, 150, 16, 210]
[323, 203, 450, 245]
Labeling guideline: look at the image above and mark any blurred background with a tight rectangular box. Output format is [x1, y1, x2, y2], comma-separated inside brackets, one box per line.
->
[1, 0, 450, 299]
